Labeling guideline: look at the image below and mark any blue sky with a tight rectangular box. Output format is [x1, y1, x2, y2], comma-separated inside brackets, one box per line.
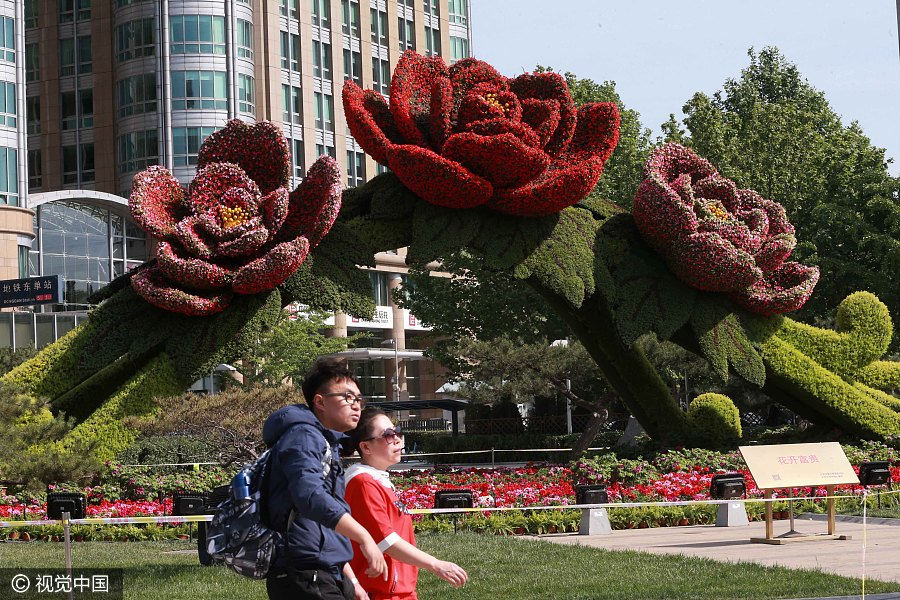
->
[470, 1, 900, 176]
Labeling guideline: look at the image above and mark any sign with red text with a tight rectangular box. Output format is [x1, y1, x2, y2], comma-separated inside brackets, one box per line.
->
[739, 442, 859, 490]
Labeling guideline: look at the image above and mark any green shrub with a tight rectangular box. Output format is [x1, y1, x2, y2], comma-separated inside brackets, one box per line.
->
[687, 393, 742, 447]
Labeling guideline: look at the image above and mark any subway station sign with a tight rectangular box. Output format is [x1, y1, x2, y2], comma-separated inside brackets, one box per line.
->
[0, 275, 64, 307]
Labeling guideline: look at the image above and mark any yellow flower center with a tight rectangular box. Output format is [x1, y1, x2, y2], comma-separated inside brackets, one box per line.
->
[219, 204, 249, 229]
[705, 201, 730, 221]
[484, 92, 512, 115]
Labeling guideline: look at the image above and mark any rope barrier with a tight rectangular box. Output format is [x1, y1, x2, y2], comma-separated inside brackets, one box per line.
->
[2, 489, 896, 526]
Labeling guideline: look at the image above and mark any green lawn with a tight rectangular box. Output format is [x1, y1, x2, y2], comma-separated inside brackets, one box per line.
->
[1, 534, 897, 600]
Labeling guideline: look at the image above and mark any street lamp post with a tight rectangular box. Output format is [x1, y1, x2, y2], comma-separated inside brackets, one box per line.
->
[381, 338, 400, 402]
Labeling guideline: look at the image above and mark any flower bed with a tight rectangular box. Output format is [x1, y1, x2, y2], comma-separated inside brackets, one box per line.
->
[2, 445, 898, 539]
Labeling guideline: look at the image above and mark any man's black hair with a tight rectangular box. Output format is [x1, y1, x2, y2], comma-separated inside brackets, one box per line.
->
[301, 357, 359, 410]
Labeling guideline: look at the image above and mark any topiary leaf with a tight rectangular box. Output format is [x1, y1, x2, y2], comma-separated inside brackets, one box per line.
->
[691, 297, 766, 386]
[470, 211, 559, 270]
[611, 251, 696, 345]
[407, 202, 482, 265]
[369, 173, 420, 221]
[512, 206, 598, 308]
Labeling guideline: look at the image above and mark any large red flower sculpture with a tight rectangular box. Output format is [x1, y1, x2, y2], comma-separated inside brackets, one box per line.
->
[129, 120, 341, 316]
[343, 51, 620, 217]
[632, 143, 819, 315]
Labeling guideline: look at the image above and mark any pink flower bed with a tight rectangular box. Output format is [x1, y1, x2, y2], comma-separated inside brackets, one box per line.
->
[2, 464, 897, 521]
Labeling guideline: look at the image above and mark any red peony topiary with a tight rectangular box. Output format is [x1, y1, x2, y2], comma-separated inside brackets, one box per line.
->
[632, 143, 819, 315]
[343, 50, 620, 217]
[129, 119, 342, 316]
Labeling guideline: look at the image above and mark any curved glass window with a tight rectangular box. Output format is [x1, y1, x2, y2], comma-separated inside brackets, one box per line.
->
[171, 70, 227, 110]
[170, 15, 226, 55]
[117, 73, 157, 117]
[116, 18, 155, 62]
[30, 202, 149, 309]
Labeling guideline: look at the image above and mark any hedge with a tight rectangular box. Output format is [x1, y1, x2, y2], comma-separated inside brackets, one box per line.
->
[687, 393, 742, 447]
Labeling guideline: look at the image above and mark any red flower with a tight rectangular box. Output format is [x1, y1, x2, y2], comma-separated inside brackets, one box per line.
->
[632, 143, 819, 315]
[129, 120, 342, 316]
[343, 51, 620, 217]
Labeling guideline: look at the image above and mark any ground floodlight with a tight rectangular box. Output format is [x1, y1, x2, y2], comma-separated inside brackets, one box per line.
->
[575, 485, 609, 505]
[173, 493, 208, 516]
[858, 461, 891, 487]
[47, 492, 86, 519]
[710, 473, 746, 500]
[435, 489, 474, 509]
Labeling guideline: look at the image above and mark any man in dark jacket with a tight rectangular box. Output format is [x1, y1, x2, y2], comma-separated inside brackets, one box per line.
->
[263, 358, 387, 600]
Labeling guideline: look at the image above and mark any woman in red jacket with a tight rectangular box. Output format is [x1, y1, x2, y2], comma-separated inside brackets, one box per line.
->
[343, 407, 468, 600]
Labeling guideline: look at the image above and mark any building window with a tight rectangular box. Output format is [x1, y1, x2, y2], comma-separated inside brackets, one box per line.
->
[280, 32, 300, 72]
[316, 143, 336, 159]
[424, 0, 439, 16]
[292, 138, 304, 180]
[26, 97, 40, 135]
[59, 39, 74, 76]
[170, 70, 227, 110]
[311, 0, 330, 28]
[369, 271, 389, 305]
[312, 40, 332, 80]
[314, 92, 334, 132]
[0, 83, 15, 128]
[343, 49, 361, 86]
[280, 0, 298, 19]
[60, 90, 92, 130]
[398, 16, 414, 51]
[0, 147, 17, 206]
[372, 57, 390, 95]
[347, 150, 365, 188]
[32, 203, 148, 309]
[118, 129, 159, 174]
[450, 36, 468, 63]
[62, 143, 94, 184]
[376, 162, 390, 175]
[25, 44, 39, 81]
[0, 18, 14, 63]
[25, 0, 38, 29]
[170, 15, 226, 55]
[424, 26, 440, 57]
[117, 73, 157, 117]
[341, 0, 360, 37]
[370, 8, 387, 46]
[58, 0, 90, 23]
[173, 126, 219, 166]
[238, 74, 254, 114]
[282, 84, 301, 125]
[448, 0, 466, 25]
[236, 19, 253, 59]
[27, 149, 41, 191]
[116, 18, 155, 62]
[78, 36, 92, 74]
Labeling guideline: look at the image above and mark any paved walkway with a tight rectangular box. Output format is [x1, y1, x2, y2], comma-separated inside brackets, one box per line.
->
[528, 516, 900, 588]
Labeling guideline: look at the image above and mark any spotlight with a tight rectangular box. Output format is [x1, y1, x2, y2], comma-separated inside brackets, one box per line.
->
[172, 493, 208, 517]
[710, 473, 746, 500]
[434, 489, 474, 509]
[575, 485, 609, 505]
[47, 492, 86, 520]
[858, 461, 891, 487]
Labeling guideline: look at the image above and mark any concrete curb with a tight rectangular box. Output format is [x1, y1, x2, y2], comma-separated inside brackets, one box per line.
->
[798, 513, 900, 527]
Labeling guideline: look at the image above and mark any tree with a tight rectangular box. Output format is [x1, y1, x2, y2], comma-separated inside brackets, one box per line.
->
[444, 336, 619, 456]
[131, 384, 306, 466]
[236, 310, 356, 386]
[663, 47, 900, 346]
[0, 381, 98, 490]
[0, 346, 38, 377]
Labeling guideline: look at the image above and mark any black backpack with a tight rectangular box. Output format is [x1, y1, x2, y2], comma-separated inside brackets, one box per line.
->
[205, 442, 333, 579]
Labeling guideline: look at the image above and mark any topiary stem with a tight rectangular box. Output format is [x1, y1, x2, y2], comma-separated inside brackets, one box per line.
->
[529, 277, 691, 445]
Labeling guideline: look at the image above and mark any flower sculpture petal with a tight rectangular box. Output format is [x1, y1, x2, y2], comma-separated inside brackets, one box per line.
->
[343, 50, 621, 217]
[129, 119, 342, 316]
[633, 142, 819, 315]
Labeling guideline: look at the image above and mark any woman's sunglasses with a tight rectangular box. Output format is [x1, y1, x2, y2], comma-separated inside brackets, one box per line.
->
[365, 427, 403, 442]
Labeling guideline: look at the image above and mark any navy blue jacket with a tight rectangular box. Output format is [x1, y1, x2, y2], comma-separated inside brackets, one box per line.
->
[262, 403, 352, 573]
